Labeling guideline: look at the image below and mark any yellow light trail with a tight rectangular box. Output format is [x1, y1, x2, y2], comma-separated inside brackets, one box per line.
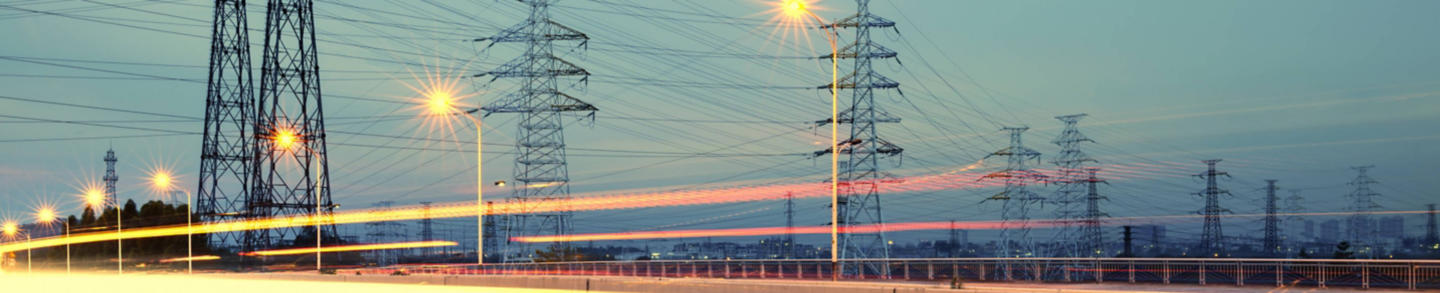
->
[158, 255, 220, 263]
[240, 241, 456, 256]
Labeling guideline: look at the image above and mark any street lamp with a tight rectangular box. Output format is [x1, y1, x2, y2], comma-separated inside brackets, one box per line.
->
[2, 221, 30, 274]
[83, 187, 123, 274]
[267, 127, 330, 274]
[150, 170, 194, 274]
[779, 0, 842, 281]
[33, 206, 69, 275]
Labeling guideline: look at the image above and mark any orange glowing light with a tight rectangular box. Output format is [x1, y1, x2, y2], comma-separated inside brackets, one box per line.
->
[158, 255, 220, 263]
[34, 207, 56, 223]
[782, 0, 807, 16]
[240, 241, 457, 256]
[83, 188, 106, 208]
[426, 91, 456, 116]
[152, 172, 173, 190]
[1, 222, 17, 237]
[274, 128, 299, 150]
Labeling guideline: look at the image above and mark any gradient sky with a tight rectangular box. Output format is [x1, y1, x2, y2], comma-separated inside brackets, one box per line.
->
[1, 0, 1438, 249]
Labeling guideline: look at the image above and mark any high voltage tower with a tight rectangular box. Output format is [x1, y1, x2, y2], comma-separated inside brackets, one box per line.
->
[1284, 190, 1305, 252]
[1425, 204, 1438, 247]
[365, 201, 406, 266]
[1046, 114, 1096, 257]
[419, 202, 434, 259]
[784, 192, 795, 259]
[248, 0, 336, 255]
[1345, 166, 1381, 258]
[483, 201, 498, 260]
[1194, 159, 1231, 256]
[981, 127, 1046, 259]
[812, 0, 904, 277]
[475, 0, 595, 260]
[1261, 180, 1282, 256]
[1078, 168, 1107, 256]
[104, 147, 118, 206]
[197, 0, 254, 253]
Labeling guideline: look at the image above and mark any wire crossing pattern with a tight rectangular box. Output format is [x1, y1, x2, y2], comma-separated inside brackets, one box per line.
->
[196, 0, 254, 253]
[1194, 159, 1231, 256]
[476, 0, 594, 261]
[1046, 114, 1096, 257]
[249, 0, 337, 256]
[814, 0, 905, 277]
[1262, 180, 1282, 256]
[1345, 166, 1381, 258]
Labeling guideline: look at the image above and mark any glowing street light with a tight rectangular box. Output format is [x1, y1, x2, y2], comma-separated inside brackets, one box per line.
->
[80, 185, 123, 274]
[149, 169, 193, 274]
[33, 206, 70, 275]
[3, 221, 31, 274]
[421, 89, 486, 269]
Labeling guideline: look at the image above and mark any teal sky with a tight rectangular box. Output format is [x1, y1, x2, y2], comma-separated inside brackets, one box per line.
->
[1, 0, 1438, 246]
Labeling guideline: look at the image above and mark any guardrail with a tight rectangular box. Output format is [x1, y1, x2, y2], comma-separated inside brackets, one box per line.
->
[338, 257, 1440, 290]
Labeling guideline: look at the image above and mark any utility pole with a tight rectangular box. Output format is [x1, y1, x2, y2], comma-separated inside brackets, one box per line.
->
[1079, 168, 1108, 256]
[1194, 160, 1231, 257]
[1262, 180, 1282, 256]
[474, 0, 595, 261]
[1120, 226, 1134, 257]
[1048, 114, 1096, 258]
[104, 148, 120, 273]
[1345, 166, 1381, 259]
[1426, 204, 1438, 248]
[813, 0, 904, 278]
[981, 127, 1046, 259]
[197, 0, 255, 260]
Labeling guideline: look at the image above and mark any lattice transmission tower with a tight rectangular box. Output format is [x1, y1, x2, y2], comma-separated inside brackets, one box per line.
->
[980, 127, 1046, 258]
[419, 202, 434, 259]
[1046, 114, 1095, 257]
[1345, 166, 1381, 258]
[474, 0, 594, 261]
[197, 0, 255, 253]
[1194, 159, 1231, 256]
[248, 0, 336, 256]
[365, 201, 406, 266]
[812, 0, 904, 277]
[1079, 168, 1108, 256]
[1261, 180, 1282, 256]
[1284, 190, 1305, 253]
[1426, 204, 1438, 248]
[104, 148, 118, 208]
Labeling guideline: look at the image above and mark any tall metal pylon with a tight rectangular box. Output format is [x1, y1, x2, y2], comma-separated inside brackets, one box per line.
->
[248, 0, 335, 255]
[474, 0, 593, 261]
[365, 201, 405, 266]
[197, 0, 255, 253]
[1046, 114, 1095, 257]
[948, 221, 960, 257]
[1079, 168, 1108, 256]
[482, 201, 498, 260]
[1425, 204, 1438, 248]
[419, 202, 434, 259]
[1194, 159, 1231, 256]
[1284, 190, 1305, 254]
[1262, 180, 1282, 256]
[104, 148, 118, 206]
[1345, 166, 1381, 258]
[980, 127, 1046, 261]
[814, 0, 904, 277]
[784, 192, 796, 259]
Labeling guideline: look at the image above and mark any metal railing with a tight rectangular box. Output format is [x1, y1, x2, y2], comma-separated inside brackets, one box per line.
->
[338, 257, 1440, 290]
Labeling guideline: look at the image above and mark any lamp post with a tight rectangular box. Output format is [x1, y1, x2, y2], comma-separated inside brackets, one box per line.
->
[2, 222, 29, 275]
[34, 207, 69, 274]
[782, 0, 842, 281]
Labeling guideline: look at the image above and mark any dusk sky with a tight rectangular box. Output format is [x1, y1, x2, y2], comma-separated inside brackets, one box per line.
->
[2, 0, 1438, 249]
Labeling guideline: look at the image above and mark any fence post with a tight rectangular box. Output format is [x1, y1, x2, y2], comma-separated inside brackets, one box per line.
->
[742, 261, 747, 278]
[1276, 261, 1282, 287]
[929, 262, 935, 280]
[979, 260, 986, 281]
[760, 261, 766, 279]
[1363, 261, 1370, 289]
[1163, 260, 1170, 284]
[1129, 260, 1135, 283]
[1200, 260, 1206, 285]
[903, 260, 909, 280]
[1237, 261, 1244, 286]
[1411, 262, 1418, 291]
[1095, 259, 1102, 283]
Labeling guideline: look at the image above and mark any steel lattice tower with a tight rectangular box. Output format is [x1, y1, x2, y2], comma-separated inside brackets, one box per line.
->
[784, 192, 796, 259]
[1345, 166, 1381, 258]
[1079, 168, 1107, 256]
[419, 202, 434, 259]
[1426, 204, 1438, 247]
[1194, 160, 1231, 256]
[981, 127, 1046, 259]
[475, 0, 593, 260]
[1262, 180, 1282, 256]
[1046, 114, 1095, 257]
[814, 0, 904, 277]
[197, 0, 255, 252]
[248, 0, 336, 255]
[482, 201, 498, 260]
[104, 148, 119, 204]
[365, 201, 405, 266]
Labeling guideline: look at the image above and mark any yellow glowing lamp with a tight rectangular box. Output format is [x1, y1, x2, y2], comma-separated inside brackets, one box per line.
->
[84, 189, 106, 208]
[1, 222, 16, 236]
[34, 208, 56, 223]
[493, 180, 507, 187]
[152, 172, 173, 190]
[274, 128, 299, 150]
[784, 0, 807, 15]
[427, 91, 455, 115]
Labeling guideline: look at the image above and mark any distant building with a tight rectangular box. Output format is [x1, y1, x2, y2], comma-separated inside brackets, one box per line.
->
[1379, 216, 1405, 239]
[1320, 219, 1342, 243]
[1302, 220, 1315, 240]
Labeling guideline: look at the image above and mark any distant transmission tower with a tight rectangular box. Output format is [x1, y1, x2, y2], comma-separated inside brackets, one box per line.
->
[1262, 180, 1282, 256]
[1079, 168, 1108, 256]
[1425, 204, 1438, 247]
[474, 0, 594, 261]
[196, 0, 254, 254]
[981, 126, 1046, 261]
[482, 201, 498, 260]
[1283, 190, 1305, 252]
[248, 0, 336, 255]
[814, 0, 904, 277]
[365, 201, 405, 266]
[104, 148, 118, 207]
[1194, 159, 1231, 256]
[419, 202, 434, 259]
[1047, 114, 1095, 257]
[1345, 166, 1381, 258]
[784, 192, 795, 259]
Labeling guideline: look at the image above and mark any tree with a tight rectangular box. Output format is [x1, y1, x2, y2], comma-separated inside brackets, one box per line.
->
[1297, 248, 1311, 259]
[1333, 241, 1355, 259]
[534, 244, 585, 262]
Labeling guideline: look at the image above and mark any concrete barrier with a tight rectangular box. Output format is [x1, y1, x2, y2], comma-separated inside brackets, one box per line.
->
[205, 273, 983, 293]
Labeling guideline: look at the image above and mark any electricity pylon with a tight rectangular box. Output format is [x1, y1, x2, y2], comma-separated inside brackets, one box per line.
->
[981, 127, 1046, 259]
[1425, 204, 1438, 248]
[1284, 190, 1305, 254]
[1047, 114, 1095, 257]
[1262, 180, 1282, 256]
[249, 0, 336, 257]
[104, 148, 118, 208]
[814, 0, 904, 278]
[365, 201, 405, 266]
[1079, 168, 1108, 256]
[1194, 159, 1231, 257]
[197, 0, 254, 253]
[1345, 166, 1381, 258]
[474, 0, 595, 261]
